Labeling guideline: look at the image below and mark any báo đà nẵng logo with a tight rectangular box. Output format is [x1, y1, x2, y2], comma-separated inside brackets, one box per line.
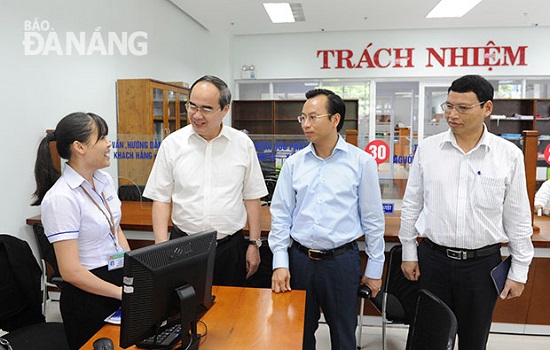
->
[22, 19, 148, 56]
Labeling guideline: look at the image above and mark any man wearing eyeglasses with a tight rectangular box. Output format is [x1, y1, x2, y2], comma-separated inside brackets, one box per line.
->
[399, 75, 534, 350]
[143, 75, 268, 287]
[269, 89, 385, 350]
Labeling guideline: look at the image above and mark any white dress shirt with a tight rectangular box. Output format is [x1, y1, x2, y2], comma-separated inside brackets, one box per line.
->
[399, 126, 534, 283]
[534, 179, 550, 207]
[42, 164, 122, 270]
[143, 125, 268, 238]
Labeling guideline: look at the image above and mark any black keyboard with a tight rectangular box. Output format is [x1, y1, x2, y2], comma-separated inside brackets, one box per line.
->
[136, 323, 182, 348]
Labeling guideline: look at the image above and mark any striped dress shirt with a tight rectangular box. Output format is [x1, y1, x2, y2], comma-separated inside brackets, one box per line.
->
[399, 126, 534, 283]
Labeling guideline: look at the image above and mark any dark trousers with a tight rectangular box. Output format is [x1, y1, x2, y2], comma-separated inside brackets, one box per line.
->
[289, 242, 361, 350]
[418, 240, 502, 350]
[60, 266, 122, 350]
[171, 227, 247, 287]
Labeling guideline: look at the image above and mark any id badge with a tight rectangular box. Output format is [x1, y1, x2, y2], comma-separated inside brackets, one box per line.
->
[107, 252, 125, 271]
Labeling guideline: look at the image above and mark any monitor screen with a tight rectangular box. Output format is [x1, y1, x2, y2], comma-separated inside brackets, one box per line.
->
[120, 230, 217, 349]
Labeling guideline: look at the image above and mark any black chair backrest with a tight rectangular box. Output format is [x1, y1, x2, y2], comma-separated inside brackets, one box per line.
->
[384, 244, 420, 324]
[0, 234, 45, 331]
[406, 289, 458, 350]
[32, 223, 61, 280]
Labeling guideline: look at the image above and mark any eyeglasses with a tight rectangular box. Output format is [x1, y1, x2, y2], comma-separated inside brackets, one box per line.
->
[297, 114, 332, 124]
[440, 101, 486, 114]
[186, 102, 221, 115]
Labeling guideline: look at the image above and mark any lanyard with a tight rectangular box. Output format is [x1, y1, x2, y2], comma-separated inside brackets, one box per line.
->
[80, 185, 119, 252]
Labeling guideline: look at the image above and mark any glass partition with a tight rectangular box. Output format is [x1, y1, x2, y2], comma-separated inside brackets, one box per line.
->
[114, 133, 159, 207]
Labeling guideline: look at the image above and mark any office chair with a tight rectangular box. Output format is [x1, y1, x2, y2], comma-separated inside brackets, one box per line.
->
[356, 244, 419, 350]
[32, 223, 63, 314]
[262, 177, 278, 206]
[117, 184, 152, 202]
[0, 234, 69, 350]
[405, 289, 457, 350]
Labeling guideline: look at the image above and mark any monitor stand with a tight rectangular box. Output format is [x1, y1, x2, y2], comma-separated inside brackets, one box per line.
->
[175, 284, 198, 350]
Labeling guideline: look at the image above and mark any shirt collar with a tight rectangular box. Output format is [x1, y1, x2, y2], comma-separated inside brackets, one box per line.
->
[189, 124, 230, 143]
[305, 134, 349, 158]
[63, 163, 108, 192]
[440, 124, 491, 153]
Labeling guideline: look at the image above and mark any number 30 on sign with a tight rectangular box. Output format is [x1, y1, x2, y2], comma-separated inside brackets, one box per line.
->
[544, 144, 550, 165]
[365, 140, 390, 165]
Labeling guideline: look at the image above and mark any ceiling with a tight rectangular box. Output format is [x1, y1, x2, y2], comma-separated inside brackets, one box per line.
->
[170, 0, 549, 36]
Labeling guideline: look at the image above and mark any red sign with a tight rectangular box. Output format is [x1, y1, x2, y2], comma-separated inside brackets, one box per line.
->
[544, 144, 550, 165]
[317, 41, 528, 71]
[365, 140, 390, 165]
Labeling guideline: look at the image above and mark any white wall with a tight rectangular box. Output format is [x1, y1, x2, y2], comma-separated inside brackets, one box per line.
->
[3, 0, 550, 247]
[0, 0, 231, 242]
[232, 27, 550, 80]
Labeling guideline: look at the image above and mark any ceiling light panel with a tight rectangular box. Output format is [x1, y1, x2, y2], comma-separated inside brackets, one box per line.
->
[426, 0, 483, 18]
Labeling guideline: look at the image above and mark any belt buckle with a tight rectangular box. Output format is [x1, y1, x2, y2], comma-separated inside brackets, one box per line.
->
[307, 249, 324, 260]
[446, 249, 467, 260]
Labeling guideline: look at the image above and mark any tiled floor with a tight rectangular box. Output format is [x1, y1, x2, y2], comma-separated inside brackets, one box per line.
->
[38, 296, 550, 350]
[316, 322, 550, 350]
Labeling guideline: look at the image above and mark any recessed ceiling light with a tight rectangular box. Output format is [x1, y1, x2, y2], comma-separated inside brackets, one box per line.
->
[264, 3, 295, 23]
[263, 3, 305, 23]
[426, 0, 483, 18]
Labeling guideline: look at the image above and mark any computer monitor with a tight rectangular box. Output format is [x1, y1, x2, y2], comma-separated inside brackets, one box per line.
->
[119, 230, 217, 349]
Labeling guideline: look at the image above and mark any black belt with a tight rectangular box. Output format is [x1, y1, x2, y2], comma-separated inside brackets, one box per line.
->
[216, 230, 242, 246]
[423, 238, 501, 261]
[172, 226, 242, 246]
[293, 240, 355, 260]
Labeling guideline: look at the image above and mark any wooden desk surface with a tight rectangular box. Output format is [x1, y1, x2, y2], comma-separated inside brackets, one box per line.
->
[80, 286, 305, 350]
[26, 201, 550, 247]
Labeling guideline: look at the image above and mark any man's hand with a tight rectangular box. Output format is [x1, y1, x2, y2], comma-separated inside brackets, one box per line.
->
[361, 276, 382, 298]
[402, 261, 421, 281]
[272, 268, 291, 293]
[245, 245, 261, 279]
[500, 279, 525, 300]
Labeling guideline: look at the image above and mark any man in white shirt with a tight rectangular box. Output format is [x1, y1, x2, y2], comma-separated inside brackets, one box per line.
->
[143, 75, 268, 287]
[399, 75, 534, 350]
[534, 179, 550, 213]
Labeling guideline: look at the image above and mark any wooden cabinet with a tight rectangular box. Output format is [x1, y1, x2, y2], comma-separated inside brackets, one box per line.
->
[232, 99, 359, 135]
[116, 79, 189, 186]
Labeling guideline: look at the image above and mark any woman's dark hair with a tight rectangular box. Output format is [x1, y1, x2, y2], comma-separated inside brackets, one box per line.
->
[305, 88, 346, 132]
[189, 75, 232, 109]
[32, 112, 108, 205]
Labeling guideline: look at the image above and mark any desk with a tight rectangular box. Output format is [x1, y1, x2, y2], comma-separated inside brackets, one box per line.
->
[80, 286, 306, 349]
[26, 201, 273, 237]
[26, 201, 550, 247]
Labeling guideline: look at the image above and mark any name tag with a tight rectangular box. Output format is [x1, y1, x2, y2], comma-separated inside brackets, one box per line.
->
[107, 252, 125, 271]
[383, 203, 394, 214]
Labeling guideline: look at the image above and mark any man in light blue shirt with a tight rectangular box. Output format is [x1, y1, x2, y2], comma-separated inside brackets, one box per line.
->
[269, 89, 385, 350]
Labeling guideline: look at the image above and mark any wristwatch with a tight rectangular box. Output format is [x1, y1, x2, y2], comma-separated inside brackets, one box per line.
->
[248, 238, 262, 248]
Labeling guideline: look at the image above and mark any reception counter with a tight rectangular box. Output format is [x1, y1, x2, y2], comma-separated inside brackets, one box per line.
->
[25, 201, 550, 247]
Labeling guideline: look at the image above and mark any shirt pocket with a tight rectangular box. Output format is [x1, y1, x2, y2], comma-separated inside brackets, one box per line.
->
[474, 176, 506, 210]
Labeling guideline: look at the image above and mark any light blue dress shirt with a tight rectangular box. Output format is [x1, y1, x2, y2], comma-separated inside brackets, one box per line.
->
[269, 136, 385, 279]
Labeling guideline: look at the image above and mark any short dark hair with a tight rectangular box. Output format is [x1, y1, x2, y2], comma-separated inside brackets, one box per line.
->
[305, 88, 345, 132]
[448, 75, 494, 104]
[190, 75, 231, 109]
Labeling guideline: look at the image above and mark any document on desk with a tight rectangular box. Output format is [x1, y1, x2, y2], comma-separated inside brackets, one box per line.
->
[104, 307, 122, 325]
[490, 256, 512, 295]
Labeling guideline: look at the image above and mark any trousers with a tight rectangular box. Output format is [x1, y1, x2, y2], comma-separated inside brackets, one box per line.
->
[418, 239, 502, 350]
[171, 226, 247, 287]
[60, 266, 122, 350]
[289, 241, 361, 350]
